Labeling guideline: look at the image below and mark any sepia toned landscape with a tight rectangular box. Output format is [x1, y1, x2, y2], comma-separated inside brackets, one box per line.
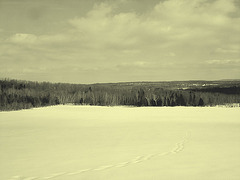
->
[0, 0, 239, 180]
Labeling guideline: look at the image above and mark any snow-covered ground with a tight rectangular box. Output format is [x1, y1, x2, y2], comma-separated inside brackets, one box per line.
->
[0, 105, 240, 180]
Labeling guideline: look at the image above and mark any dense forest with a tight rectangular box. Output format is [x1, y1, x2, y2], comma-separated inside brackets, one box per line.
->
[0, 79, 240, 111]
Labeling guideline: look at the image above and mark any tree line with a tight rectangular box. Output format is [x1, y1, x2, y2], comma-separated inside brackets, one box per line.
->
[0, 79, 240, 111]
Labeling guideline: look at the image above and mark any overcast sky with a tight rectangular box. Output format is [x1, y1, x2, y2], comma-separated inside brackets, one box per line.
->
[0, 0, 239, 83]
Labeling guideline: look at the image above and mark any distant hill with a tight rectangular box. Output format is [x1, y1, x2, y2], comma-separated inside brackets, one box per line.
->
[1, 78, 240, 111]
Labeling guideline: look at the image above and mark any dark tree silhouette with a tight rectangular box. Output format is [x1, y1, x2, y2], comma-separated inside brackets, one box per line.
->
[0, 79, 239, 111]
[198, 98, 204, 106]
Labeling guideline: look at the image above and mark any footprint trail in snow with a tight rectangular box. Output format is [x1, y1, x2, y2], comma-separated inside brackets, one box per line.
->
[9, 131, 191, 180]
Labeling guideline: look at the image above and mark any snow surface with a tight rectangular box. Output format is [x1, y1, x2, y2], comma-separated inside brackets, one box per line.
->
[0, 105, 240, 180]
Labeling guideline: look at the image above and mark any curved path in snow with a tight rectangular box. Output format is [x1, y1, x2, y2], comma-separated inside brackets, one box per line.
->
[9, 131, 191, 180]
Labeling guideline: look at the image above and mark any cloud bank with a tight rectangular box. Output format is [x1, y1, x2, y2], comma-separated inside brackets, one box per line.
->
[1, 0, 239, 83]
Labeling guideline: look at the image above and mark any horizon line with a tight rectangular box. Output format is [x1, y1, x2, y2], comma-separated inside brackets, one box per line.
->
[1, 77, 240, 85]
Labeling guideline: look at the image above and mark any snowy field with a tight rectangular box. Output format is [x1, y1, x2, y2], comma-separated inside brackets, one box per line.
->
[0, 105, 240, 180]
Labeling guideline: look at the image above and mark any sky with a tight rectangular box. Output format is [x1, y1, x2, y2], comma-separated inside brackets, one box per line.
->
[0, 0, 239, 84]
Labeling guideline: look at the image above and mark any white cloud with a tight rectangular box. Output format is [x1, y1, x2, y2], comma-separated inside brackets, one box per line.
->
[87, 2, 112, 18]
[6, 0, 240, 53]
[215, 47, 240, 54]
[206, 59, 240, 64]
[1, 0, 240, 82]
[6, 33, 72, 45]
[8, 33, 38, 44]
[67, 0, 239, 52]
